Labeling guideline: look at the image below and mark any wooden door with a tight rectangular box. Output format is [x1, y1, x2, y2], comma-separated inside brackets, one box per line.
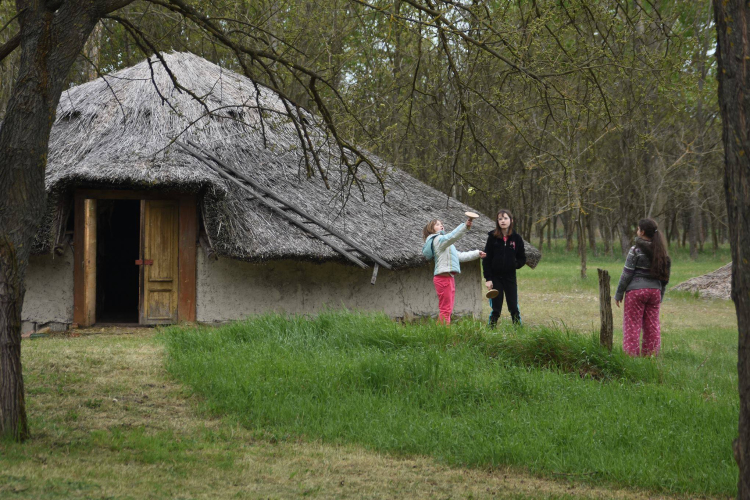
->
[140, 200, 179, 324]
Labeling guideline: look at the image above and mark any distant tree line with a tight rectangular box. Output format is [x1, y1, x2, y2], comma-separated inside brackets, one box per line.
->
[0, 2, 722, 269]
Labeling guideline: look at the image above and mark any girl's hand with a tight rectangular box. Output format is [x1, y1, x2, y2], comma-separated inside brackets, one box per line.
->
[485, 280, 493, 290]
[615, 300, 621, 308]
[466, 218, 473, 228]
[479, 251, 486, 258]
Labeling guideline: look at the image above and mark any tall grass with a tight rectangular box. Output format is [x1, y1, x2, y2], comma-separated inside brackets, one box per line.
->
[161, 312, 737, 496]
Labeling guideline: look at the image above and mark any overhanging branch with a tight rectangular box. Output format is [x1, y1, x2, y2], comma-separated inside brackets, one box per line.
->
[0, 33, 20, 63]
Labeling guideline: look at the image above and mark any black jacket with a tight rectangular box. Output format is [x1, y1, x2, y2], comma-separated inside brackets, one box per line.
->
[482, 230, 526, 280]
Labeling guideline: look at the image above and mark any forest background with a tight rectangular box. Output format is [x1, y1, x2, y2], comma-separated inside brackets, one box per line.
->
[0, 0, 723, 267]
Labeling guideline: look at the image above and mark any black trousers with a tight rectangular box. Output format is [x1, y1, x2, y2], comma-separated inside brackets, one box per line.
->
[489, 273, 520, 325]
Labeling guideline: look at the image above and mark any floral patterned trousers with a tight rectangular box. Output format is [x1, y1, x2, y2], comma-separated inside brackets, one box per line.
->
[623, 288, 661, 356]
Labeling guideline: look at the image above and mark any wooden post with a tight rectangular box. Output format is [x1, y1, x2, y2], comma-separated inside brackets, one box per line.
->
[597, 268, 613, 351]
[83, 199, 97, 327]
[74, 196, 97, 327]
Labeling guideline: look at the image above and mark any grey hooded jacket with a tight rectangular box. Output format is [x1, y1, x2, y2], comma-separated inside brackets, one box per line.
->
[614, 238, 671, 302]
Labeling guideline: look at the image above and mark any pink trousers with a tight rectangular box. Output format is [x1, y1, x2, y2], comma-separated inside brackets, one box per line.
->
[623, 288, 662, 356]
[433, 275, 456, 325]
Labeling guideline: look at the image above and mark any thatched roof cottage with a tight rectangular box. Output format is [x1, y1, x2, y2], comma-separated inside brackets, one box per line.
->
[21, 52, 539, 331]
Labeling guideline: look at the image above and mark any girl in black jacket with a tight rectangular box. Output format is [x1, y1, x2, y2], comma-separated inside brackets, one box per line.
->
[483, 209, 526, 326]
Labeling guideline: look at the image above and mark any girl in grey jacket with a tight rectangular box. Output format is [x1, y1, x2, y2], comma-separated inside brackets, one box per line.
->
[615, 218, 671, 356]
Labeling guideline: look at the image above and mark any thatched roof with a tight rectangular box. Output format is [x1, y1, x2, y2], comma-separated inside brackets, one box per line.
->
[672, 263, 732, 300]
[37, 52, 539, 269]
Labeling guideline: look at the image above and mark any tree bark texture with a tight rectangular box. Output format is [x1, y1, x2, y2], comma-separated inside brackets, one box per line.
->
[668, 211, 678, 246]
[538, 220, 545, 251]
[601, 217, 612, 256]
[84, 21, 103, 82]
[713, 1, 750, 497]
[0, 236, 27, 441]
[0, 0, 116, 441]
[563, 212, 574, 252]
[619, 221, 631, 257]
[577, 215, 587, 279]
[690, 177, 701, 259]
[681, 211, 689, 248]
[587, 212, 597, 256]
[597, 268, 613, 351]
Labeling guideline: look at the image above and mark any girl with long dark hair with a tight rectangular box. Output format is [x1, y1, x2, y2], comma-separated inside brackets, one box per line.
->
[482, 209, 526, 326]
[614, 218, 671, 356]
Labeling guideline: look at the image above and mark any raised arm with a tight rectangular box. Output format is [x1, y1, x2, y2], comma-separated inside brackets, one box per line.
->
[435, 223, 468, 251]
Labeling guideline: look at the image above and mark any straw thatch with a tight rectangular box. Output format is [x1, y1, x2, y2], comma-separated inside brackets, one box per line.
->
[35, 52, 540, 269]
[672, 263, 732, 300]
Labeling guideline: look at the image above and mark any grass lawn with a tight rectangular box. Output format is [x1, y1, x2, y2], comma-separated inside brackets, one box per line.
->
[3, 330, 688, 500]
[1, 243, 738, 499]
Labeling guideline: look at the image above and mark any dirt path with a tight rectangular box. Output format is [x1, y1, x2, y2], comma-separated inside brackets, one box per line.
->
[1, 328, 728, 499]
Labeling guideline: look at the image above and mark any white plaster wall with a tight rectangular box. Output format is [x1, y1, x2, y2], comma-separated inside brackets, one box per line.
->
[196, 252, 483, 322]
[22, 251, 74, 325]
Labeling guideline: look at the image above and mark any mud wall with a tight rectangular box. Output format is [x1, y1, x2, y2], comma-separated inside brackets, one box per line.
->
[196, 253, 483, 322]
[22, 252, 75, 331]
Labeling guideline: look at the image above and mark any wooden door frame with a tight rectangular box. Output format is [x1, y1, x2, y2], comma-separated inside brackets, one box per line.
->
[72, 197, 96, 326]
[73, 189, 197, 325]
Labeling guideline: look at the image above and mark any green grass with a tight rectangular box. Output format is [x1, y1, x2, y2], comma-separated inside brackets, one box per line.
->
[514, 241, 736, 336]
[517, 238, 731, 296]
[1, 240, 736, 499]
[161, 309, 738, 497]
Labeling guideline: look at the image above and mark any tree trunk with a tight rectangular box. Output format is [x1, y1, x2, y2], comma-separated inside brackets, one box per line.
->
[0, 1, 105, 442]
[713, 2, 750, 496]
[597, 268, 613, 351]
[0, 237, 28, 442]
[619, 221, 631, 257]
[564, 212, 574, 252]
[668, 210, 678, 247]
[537, 219, 544, 251]
[712, 212, 720, 256]
[577, 215, 587, 279]
[552, 215, 558, 245]
[681, 210, 689, 248]
[84, 22, 103, 82]
[689, 188, 701, 259]
[587, 212, 597, 256]
[546, 217, 552, 251]
[601, 216, 612, 256]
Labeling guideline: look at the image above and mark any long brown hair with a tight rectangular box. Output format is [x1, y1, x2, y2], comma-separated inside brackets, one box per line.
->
[423, 219, 440, 241]
[493, 209, 514, 238]
[636, 218, 670, 280]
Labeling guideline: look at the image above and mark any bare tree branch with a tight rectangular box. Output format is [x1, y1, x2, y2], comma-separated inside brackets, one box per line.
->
[0, 32, 19, 63]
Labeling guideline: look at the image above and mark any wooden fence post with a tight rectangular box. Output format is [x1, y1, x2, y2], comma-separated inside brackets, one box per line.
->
[597, 268, 613, 351]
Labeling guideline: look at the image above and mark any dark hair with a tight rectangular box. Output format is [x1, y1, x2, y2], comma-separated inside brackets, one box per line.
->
[423, 219, 440, 241]
[635, 218, 670, 280]
[493, 209, 514, 238]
